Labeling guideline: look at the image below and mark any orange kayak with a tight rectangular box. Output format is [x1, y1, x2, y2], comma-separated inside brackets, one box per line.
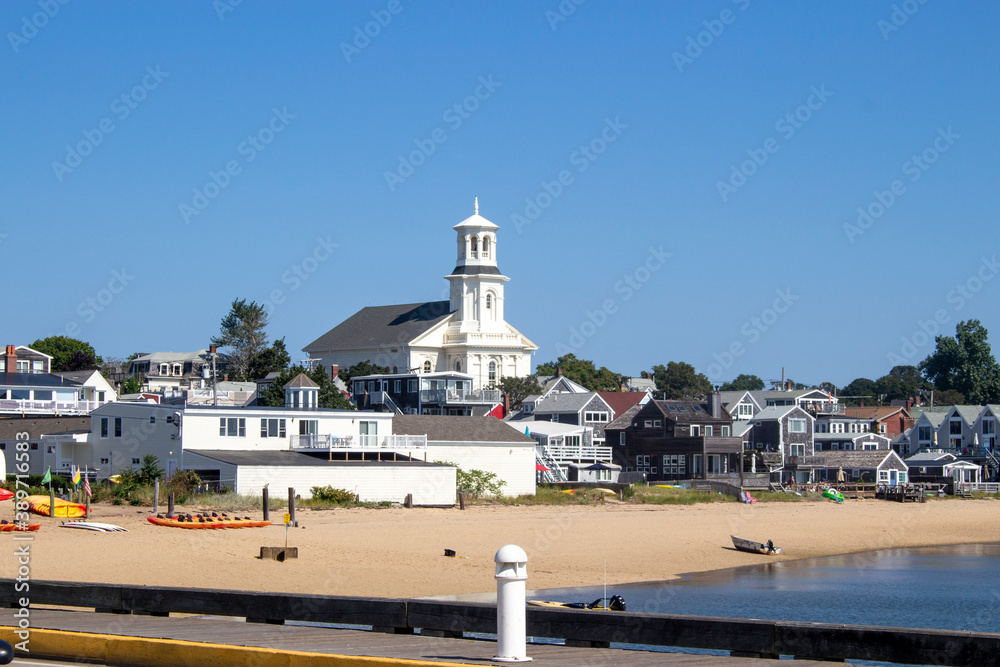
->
[0, 488, 13, 502]
[147, 514, 271, 529]
[26, 495, 86, 518]
[0, 522, 40, 532]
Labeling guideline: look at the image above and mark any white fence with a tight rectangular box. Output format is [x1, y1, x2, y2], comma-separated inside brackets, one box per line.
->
[0, 399, 104, 415]
[290, 434, 427, 451]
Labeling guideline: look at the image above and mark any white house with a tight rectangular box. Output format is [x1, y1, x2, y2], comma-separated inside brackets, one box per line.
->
[304, 200, 538, 390]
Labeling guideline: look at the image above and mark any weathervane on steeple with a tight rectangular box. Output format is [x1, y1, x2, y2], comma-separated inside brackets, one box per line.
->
[474, 197, 479, 215]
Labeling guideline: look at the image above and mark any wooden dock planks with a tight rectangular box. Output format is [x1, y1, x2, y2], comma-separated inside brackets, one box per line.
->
[4, 609, 846, 666]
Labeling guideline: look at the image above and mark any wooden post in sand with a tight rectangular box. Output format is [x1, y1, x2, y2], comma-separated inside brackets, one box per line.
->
[153, 479, 159, 514]
[287, 487, 296, 526]
[262, 486, 270, 521]
[167, 492, 174, 518]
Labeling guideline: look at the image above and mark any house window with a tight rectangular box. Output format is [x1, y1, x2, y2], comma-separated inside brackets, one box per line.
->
[423, 361, 432, 373]
[488, 361, 497, 385]
[220, 417, 245, 437]
[46, 445, 55, 454]
[393, 380, 400, 393]
[455, 359, 462, 372]
[167, 415, 174, 424]
[100, 417, 109, 438]
[918, 425, 931, 442]
[159, 363, 168, 375]
[132, 458, 140, 465]
[260, 418, 286, 438]
[950, 420, 962, 436]
[486, 294, 492, 310]
[100, 457, 109, 465]
[984, 419, 996, 435]
[407, 379, 417, 392]
[705, 426, 713, 437]
[863, 442, 878, 450]
[789, 418, 806, 433]
[644, 420, 652, 428]
[653, 419, 662, 428]
[691, 425, 701, 437]
[721, 426, 730, 436]
[791, 444, 805, 457]
[584, 412, 609, 423]
[173, 364, 182, 376]
[114, 417, 122, 438]
[619, 432, 626, 445]
[149, 416, 156, 424]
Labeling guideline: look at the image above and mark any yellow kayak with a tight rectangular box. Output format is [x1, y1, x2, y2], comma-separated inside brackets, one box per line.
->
[27, 495, 87, 518]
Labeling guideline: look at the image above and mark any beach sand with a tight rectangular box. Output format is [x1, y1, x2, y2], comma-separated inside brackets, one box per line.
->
[4, 498, 999, 598]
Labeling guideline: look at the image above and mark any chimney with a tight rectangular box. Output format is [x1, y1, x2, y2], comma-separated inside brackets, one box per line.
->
[3, 345, 15, 373]
[556, 367, 562, 376]
[209, 344, 217, 354]
[223, 374, 229, 382]
[331, 364, 339, 380]
[906, 398, 912, 411]
[504, 393, 510, 417]
[709, 387, 721, 419]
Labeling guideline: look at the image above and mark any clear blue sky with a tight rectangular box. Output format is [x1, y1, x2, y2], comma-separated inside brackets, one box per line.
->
[4, 1, 998, 388]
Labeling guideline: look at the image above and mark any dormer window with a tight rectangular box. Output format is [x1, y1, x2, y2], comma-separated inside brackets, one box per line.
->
[159, 363, 168, 375]
[172, 364, 182, 376]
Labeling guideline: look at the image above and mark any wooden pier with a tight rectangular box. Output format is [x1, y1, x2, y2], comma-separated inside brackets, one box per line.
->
[4, 579, 1000, 665]
[3, 608, 842, 666]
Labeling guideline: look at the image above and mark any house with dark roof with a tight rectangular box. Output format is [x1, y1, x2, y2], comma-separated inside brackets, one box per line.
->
[394, 414, 537, 495]
[1, 346, 114, 417]
[305, 201, 537, 391]
[0, 415, 92, 476]
[604, 395, 741, 483]
[905, 451, 981, 491]
[814, 450, 909, 486]
[746, 405, 816, 484]
[843, 406, 914, 439]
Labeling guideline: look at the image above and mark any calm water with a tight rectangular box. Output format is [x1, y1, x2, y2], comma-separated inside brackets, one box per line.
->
[438, 543, 1000, 664]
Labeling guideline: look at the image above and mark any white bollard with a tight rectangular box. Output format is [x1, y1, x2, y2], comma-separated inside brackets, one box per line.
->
[493, 544, 531, 662]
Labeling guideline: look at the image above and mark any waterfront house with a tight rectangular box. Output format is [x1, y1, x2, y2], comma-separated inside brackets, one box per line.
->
[814, 449, 909, 485]
[905, 451, 982, 491]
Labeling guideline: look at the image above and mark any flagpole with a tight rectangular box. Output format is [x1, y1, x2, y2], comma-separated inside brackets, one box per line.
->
[85, 466, 91, 519]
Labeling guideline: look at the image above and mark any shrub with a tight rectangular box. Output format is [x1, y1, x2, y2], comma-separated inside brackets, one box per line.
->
[435, 462, 507, 498]
[309, 485, 357, 503]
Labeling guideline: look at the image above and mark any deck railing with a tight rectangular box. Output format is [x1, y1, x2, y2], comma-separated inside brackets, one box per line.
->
[541, 442, 612, 463]
[0, 399, 105, 415]
[419, 389, 501, 404]
[290, 434, 427, 450]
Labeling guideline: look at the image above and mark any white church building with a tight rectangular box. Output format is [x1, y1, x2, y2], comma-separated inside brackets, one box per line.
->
[304, 201, 537, 390]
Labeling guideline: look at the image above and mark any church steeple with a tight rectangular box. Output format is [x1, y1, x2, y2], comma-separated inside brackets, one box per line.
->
[446, 200, 509, 333]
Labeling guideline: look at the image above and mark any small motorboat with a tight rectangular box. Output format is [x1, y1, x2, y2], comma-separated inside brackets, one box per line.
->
[731, 535, 781, 555]
[528, 595, 626, 611]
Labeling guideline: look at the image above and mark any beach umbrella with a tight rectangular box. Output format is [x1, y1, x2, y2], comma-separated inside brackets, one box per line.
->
[837, 467, 845, 483]
[584, 463, 614, 471]
[535, 464, 550, 471]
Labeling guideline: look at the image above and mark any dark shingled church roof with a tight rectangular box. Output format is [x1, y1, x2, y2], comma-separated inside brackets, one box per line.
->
[304, 301, 453, 351]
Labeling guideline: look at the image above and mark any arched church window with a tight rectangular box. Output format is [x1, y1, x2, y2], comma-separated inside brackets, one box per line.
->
[486, 294, 492, 310]
[488, 361, 497, 383]
[471, 236, 478, 257]
[423, 360, 432, 373]
[482, 236, 490, 258]
[455, 359, 461, 372]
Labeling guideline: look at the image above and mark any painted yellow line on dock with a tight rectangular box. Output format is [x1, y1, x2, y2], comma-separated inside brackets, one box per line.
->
[0, 627, 481, 667]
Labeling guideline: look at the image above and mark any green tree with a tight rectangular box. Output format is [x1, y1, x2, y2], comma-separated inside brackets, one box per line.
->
[719, 374, 765, 391]
[535, 354, 623, 392]
[340, 360, 392, 385]
[247, 338, 291, 381]
[258, 364, 355, 410]
[498, 375, 543, 410]
[931, 388, 965, 406]
[30, 336, 101, 372]
[651, 362, 712, 400]
[138, 454, 164, 484]
[920, 320, 1000, 405]
[874, 365, 932, 403]
[212, 299, 269, 381]
[120, 375, 144, 394]
[840, 378, 878, 406]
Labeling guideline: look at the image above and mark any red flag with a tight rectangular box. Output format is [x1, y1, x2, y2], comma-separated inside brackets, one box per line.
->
[84, 475, 92, 499]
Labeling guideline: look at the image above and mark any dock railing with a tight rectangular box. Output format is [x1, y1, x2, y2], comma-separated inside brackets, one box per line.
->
[1, 579, 997, 666]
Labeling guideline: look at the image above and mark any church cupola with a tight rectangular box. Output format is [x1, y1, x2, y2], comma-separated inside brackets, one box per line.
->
[283, 372, 319, 409]
[446, 198, 510, 334]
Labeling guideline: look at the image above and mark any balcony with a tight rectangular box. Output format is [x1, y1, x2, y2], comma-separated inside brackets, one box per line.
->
[0, 399, 105, 415]
[537, 442, 612, 464]
[787, 455, 825, 467]
[442, 332, 523, 346]
[420, 389, 501, 405]
[290, 433, 427, 451]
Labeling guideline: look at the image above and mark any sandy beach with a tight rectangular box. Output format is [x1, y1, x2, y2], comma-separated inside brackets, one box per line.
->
[4, 498, 999, 599]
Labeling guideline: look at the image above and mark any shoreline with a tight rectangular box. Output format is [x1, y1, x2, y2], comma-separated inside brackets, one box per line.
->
[2, 498, 998, 598]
